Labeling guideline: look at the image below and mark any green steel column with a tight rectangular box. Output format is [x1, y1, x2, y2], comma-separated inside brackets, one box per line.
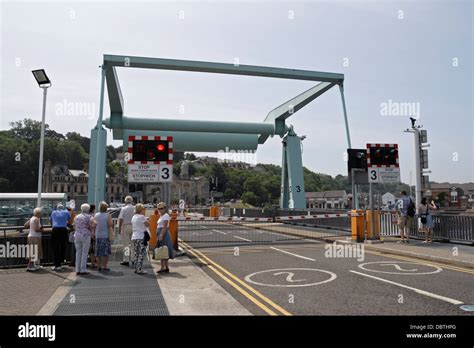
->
[282, 130, 306, 209]
[280, 140, 289, 209]
[88, 66, 107, 205]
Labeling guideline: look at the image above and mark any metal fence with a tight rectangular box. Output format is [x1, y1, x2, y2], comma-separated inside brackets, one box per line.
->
[177, 218, 350, 248]
[379, 211, 474, 244]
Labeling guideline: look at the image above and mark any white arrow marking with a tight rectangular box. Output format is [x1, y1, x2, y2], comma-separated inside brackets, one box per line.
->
[380, 263, 418, 272]
[273, 272, 307, 283]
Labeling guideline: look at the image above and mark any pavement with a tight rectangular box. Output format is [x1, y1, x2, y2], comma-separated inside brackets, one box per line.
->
[0, 248, 251, 316]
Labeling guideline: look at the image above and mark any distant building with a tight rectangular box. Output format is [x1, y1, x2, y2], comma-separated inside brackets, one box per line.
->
[305, 190, 348, 209]
[42, 162, 127, 206]
[140, 174, 210, 205]
[430, 182, 474, 208]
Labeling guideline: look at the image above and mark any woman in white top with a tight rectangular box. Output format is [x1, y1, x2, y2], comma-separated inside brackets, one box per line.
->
[26, 208, 44, 272]
[156, 202, 175, 274]
[131, 203, 150, 274]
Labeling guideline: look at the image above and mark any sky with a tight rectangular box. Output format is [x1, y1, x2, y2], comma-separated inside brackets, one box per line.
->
[1, 0, 473, 185]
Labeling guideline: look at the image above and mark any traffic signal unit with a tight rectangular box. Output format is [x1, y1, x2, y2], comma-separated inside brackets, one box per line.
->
[366, 143, 399, 168]
[128, 135, 174, 164]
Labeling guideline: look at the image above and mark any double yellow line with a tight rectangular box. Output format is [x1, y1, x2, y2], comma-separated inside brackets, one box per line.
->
[180, 240, 291, 316]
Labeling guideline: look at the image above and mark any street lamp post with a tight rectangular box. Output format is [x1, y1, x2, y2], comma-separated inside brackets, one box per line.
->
[32, 69, 51, 208]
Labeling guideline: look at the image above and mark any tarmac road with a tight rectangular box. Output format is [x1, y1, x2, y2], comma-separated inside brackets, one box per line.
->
[180, 223, 474, 316]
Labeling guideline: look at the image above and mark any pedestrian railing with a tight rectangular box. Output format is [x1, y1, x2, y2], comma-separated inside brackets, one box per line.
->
[378, 211, 474, 244]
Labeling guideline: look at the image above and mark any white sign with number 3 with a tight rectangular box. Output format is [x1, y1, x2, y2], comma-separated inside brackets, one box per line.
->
[159, 164, 173, 182]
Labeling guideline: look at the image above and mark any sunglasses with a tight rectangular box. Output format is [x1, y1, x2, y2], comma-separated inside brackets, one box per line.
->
[158, 207, 164, 210]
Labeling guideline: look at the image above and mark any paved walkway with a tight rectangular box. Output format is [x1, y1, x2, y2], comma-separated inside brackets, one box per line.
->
[0, 252, 251, 316]
[0, 266, 74, 315]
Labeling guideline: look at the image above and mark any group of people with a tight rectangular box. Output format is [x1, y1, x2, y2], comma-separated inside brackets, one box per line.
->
[26, 196, 175, 275]
[397, 190, 438, 244]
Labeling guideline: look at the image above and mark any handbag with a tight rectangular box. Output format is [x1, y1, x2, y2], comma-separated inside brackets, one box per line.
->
[154, 245, 169, 260]
[68, 232, 75, 243]
[420, 206, 429, 224]
[143, 230, 150, 246]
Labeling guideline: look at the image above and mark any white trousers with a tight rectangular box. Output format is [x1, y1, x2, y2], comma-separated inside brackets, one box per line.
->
[74, 234, 91, 273]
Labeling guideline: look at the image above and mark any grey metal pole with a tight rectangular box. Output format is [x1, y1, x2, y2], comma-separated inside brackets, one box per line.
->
[413, 128, 422, 208]
[369, 182, 375, 240]
[37, 87, 48, 208]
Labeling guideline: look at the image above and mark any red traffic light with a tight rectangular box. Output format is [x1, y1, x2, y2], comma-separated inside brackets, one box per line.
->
[157, 144, 165, 152]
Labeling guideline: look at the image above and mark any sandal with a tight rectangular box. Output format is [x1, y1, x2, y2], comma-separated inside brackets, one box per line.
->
[157, 269, 166, 274]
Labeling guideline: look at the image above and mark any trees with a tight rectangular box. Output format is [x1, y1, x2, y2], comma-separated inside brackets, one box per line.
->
[0, 118, 121, 192]
[241, 191, 257, 206]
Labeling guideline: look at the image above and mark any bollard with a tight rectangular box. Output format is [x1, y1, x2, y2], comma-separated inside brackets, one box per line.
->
[210, 206, 219, 217]
[168, 211, 179, 251]
[351, 209, 365, 242]
[365, 209, 380, 240]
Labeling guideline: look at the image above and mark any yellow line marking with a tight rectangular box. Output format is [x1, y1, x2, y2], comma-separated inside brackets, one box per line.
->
[181, 240, 292, 316]
[365, 250, 474, 275]
[182, 245, 278, 316]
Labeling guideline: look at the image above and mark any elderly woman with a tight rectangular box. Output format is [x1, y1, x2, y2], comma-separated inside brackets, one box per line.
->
[26, 208, 44, 272]
[131, 203, 150, 274]
[95, 201, 113, 271]
[156, 202, 175, 274]
[73, 204, 95, 275]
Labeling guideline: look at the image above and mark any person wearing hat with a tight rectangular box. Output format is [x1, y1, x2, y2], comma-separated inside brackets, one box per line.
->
[51, 203, 71, 271]
[156, 202, 175, 273]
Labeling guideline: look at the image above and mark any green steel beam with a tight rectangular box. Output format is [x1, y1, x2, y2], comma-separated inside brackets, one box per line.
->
[104, 116, 275, 136]
[122, 129, 258, 152]
[104, 54, 344, 82]
[105, 66, 124, 114]
[258, 81, 337, 143]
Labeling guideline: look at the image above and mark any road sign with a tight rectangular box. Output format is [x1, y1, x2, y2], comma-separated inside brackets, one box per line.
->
[179, 199, 185, 209]
[127, 135, 174, 183]
[366, 144, 400, 183]
[128, 163, 173, 183]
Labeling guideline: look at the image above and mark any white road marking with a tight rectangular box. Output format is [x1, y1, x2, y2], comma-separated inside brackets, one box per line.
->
[349, 270, 464, 305]
[212, 229, 228, 235]
[270, 246, 316, 261]
[233, 235, 252, 242]
[245, 268, 337, 288]
[358, 261, 442, 275]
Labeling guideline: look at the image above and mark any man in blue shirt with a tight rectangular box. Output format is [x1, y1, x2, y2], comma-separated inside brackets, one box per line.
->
[51, 204, 71, 271]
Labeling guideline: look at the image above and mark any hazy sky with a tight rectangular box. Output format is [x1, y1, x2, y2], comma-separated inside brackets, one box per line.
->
[1, 0, 473, 184]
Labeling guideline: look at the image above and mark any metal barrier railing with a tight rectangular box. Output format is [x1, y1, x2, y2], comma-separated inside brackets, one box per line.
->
[378, 211, 474, 244]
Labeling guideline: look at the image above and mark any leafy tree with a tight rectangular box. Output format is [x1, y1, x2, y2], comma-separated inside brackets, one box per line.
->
[9, 118, 64, 142]
[241, 191, 257, 206]
[66, 132, 90, 152]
